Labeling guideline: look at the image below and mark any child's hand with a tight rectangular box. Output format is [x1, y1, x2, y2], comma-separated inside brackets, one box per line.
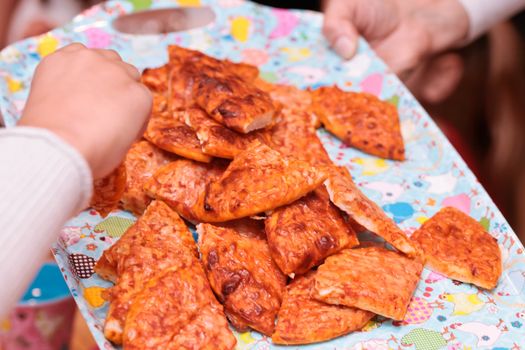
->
[322, 0, 469, 76]
[19, 43, 152, 179]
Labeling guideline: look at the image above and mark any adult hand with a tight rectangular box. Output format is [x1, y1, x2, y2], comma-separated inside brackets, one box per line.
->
[19, 43, 152, 179]
[322, 0, 470, 76]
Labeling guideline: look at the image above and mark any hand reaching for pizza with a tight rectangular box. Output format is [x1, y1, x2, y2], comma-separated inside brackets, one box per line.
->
[19, 43, 152, 179]
[322, 0, 469, 76]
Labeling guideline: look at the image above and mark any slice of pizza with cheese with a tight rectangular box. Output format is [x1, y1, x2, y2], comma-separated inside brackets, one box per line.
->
[411, 206, 501, 289]
[265, 188, 359, 276]
[272, 271, 374, 345]
[255, 79, 319, 128]
[144, 109, 212, 163]
[143, 159, 227, 222]
[313, 247, 423, 320]
[192, 70, 276, 133]
[195, 142, 328, 222]
[311, 86, 405, 160]
[120, 140, 176, 215]
[197, 221, 286, 335]
[184, 107, 267, 159]
[94, 200, 198, 344]
[141, 64, 169, 94]
[123, 264, 236, 350]
[325, 166, 418, 257]
[168, 45, 259, 82]
[266, 109, 331, 167]
[90, 163, 126, 218]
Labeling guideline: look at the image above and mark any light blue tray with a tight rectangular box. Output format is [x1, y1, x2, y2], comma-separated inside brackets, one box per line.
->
[1, 1, 524, 349]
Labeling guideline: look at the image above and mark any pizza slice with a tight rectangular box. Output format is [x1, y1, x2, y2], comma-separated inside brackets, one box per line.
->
[168, 45, 259, 82]
[265, 188, 359, 276]
[141, 64, 169, 94]
[192, 70, 276, 133]
[144, 109, 212, 163]
[143, 159, 227, 222]
[195, 142, 328, 222]
[197, 221, 286, 335]
[266, 109, 331, 167]
[183, 107, 266, 159]
[255, 79, 319, 128]
[325, 166, 418, 257]
[168, 45, 259, 111]
[313, 246, 423, 320]
[120, 140, 176, 215]
[94, 200, 198, 344]
[272, 271, 374, 345]
[311, 86, 405, 160]
[90, 163, 126, 218]
[123, 264, 236, 350]
[411, 206, 501, 289]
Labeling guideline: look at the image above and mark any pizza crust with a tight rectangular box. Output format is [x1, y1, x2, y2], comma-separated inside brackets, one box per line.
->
[324, 166, 418, 257]
[120, 140, 176, 215]
[311, 86, 405, 160]
[95, 200, 198, 344]
[411, 206, 501, 289]
[265, 188, 359, 276]
[197, 221, 286, 335]
[143, 159, 227, 222]
[195, 142, 328, 222]
[272, 271, 374, 345]
[313, 246, 423, 320]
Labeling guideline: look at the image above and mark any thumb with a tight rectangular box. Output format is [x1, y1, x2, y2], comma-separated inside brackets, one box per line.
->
[322, 0, 359, 60]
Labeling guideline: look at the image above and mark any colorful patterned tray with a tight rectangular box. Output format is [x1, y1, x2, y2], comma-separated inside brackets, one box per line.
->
[1, 0, 525, 349]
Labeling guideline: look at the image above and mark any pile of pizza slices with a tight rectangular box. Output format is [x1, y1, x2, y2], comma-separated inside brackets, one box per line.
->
[89, 45, 502, 350]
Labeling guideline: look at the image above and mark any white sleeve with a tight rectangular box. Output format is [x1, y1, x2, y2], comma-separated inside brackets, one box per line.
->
[0, 127, 92, 317]
[459, 0, 525, 41]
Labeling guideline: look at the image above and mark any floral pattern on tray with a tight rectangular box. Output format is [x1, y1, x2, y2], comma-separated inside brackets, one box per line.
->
[1, 0, 525, 349]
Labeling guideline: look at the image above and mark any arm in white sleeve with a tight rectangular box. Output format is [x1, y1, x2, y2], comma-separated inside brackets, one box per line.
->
[0, 127, 92, 317]
[459, 0, 525, 41]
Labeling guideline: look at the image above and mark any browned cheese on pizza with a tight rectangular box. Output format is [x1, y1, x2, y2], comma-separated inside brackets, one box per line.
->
[192, 70, 276, 133]
[120, 140, 176, 215]
[313, 246, 424, 320]
[195, 142, 328, 222]
[144, 108, 212, 163]
[325, 166, 418, 257]
[184, 106, 268, 159]
[143, 159, 227, 222]
[265, 188, 359, 276]
[168, 45, 271, 133]
[411, 206, 501, 289]
[254, 79, 320, 128]
[198, 221, 287, 336]
[311, 85, 405, 160]
[168, 45, 259, 83]
[272, 271, 374, 345]
[141, 64, 169, 94]
[266, 108, 331, 167]
[90, 163, 126, 218]
[123, 265, 236, 350]
[94, 200, 198, 344]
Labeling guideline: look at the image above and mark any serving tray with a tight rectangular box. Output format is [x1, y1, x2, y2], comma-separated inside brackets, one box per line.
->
[1, 0, 524, 348]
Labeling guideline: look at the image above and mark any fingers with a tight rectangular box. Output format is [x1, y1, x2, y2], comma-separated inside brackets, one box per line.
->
[118, 61, 141, 81]
[94, 48, 122, 61]
[373, 23, 431, 75]
[322, 0, 359, 59]
[57, 43, 86, 53]
[55, 44, 140, 80]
